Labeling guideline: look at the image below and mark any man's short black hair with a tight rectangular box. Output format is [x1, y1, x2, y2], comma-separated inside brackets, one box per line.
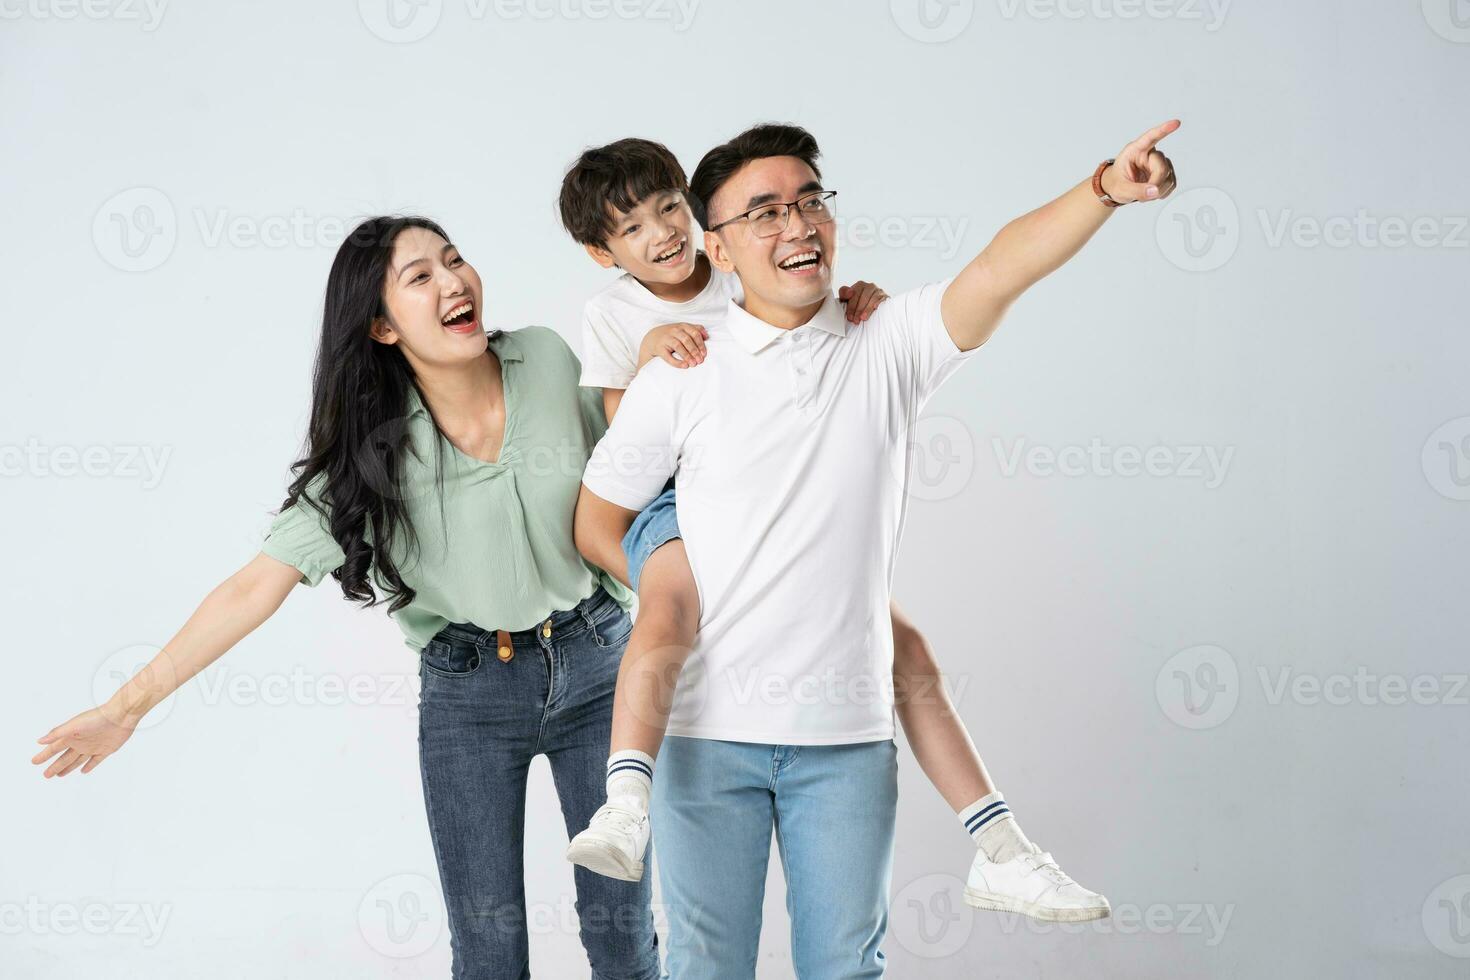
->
[688, 123, 823, 230]
[558, 138, 689, 247]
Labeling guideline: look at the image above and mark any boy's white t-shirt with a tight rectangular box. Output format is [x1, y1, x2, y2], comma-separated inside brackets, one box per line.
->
[578, 260, 741, 390]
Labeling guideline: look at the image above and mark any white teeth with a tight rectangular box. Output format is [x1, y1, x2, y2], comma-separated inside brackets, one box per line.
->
[779, 251, 820, 270]
[655, 242, 684, 262]
[441, 302, 473, 324]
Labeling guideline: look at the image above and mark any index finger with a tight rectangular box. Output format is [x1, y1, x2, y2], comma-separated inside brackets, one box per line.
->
[1125, 118, 1181, 157]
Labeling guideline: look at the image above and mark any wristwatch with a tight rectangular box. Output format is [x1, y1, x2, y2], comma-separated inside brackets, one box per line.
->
[1092, 158, 1124, 208]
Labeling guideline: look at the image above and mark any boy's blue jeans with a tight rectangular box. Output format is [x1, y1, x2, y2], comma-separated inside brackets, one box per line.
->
[651, 734, 899, 979]
[622, 486, 680, 594]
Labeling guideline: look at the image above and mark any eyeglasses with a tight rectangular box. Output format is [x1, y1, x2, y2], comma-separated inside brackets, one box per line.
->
[706, 190, 838, 238]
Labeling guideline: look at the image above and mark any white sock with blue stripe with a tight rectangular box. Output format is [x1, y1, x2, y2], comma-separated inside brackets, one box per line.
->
[605, 750, 654, 809]
[960, 790, 1033, 864]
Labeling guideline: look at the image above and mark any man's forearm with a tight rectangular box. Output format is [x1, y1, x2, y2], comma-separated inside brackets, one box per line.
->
[941, 120, 1181, 351]
[942, 177, 1114, 351]
[574, 485, 637, 589]
[983, 177, 1115, 303]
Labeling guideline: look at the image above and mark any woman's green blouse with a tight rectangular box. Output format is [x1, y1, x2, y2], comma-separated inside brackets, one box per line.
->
[262, 327, 632, 651]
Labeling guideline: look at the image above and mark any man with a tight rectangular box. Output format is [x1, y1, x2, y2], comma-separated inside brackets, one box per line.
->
[576, 120, 1178, 977]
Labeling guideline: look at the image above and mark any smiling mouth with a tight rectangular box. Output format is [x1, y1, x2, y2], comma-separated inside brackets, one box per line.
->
[777, 250, 822, 272]
[653, 241, 686, 264]
[441, 301, 476, 330]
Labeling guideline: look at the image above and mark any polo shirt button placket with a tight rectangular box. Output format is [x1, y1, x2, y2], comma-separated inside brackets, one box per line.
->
[793, 331, 815, 411]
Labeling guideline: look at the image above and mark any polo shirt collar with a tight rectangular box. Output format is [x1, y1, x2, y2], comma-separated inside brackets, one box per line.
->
[406, 329, 521, 420]
[724, 294, 848, 354]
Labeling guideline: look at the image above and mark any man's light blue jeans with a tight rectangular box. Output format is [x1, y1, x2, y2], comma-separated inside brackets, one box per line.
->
[651, 735, 899, 979]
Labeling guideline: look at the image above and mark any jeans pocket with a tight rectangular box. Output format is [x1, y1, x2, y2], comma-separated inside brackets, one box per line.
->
[420, 636, 483, 678]
[591, 605, 634, 650]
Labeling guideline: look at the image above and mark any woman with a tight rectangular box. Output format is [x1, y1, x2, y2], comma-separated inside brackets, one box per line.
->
[31, 216, 661, 980]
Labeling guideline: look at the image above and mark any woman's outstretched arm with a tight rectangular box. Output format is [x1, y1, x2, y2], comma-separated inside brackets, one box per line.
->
[31, 551, 304, 778]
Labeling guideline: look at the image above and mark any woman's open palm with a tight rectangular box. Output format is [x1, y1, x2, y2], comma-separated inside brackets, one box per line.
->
[33, 705, 138, 778]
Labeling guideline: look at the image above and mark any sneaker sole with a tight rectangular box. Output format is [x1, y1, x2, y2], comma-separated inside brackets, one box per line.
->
[962, 887, 1111, 923]
[565, 839, 644, 882]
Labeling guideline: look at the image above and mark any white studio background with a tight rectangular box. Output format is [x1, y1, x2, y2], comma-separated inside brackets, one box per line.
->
[3, 1, 1467, 977]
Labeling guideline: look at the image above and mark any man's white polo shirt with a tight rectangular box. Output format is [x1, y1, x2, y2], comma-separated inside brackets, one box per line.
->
[582, 278, 976, 745]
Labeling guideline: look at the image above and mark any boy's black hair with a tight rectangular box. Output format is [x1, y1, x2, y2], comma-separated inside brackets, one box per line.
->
[688, 124, 822, 230]
[558, 138, 689, 247]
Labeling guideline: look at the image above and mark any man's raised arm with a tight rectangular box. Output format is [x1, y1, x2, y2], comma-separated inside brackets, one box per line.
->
[940, 119, 1181, 352]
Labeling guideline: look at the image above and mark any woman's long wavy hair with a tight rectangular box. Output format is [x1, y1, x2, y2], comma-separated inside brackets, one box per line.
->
[279, 215, 455, 613]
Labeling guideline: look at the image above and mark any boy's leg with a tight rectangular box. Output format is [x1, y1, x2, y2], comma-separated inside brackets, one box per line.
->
[889, 600, 1110, 922]
[771, 739, 898, 980]
[542, 593, 662, 980]
[568, 488, 700, 881]
[889, 600, 995, 810]
[610, 540, 700, 757]
[653, 735, 774, 980]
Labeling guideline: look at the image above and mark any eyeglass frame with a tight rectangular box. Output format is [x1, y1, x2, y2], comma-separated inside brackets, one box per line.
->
[705, 190, 838, 237]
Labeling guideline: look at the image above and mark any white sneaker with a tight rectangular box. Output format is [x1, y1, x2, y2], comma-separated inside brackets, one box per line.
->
[565, 795, 650, 882]
[963, 845, 1111, 922]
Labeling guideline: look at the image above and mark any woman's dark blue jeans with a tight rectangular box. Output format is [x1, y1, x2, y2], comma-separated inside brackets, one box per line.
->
[417, 586, 661, 979]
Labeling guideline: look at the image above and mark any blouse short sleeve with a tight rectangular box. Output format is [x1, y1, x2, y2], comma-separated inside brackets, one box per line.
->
[261, 485, 345, 587]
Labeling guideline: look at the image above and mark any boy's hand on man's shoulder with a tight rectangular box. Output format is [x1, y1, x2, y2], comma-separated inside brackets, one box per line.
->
[638, 322, 709, 371]
[838, 281, 890, 324]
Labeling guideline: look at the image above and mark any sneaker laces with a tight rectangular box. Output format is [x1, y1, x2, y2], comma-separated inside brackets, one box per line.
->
[1025, 851, 1076, 887]
[593, 802, 646, 836]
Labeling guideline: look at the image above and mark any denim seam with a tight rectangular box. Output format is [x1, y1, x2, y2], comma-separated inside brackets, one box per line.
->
[416, 667, 458, 965]
[533, 649, 552, 755]
[547, 644, 565, 713]
[772, 799, 800, 968]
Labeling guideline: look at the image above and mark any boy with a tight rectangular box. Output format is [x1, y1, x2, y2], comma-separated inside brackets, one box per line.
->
[556, 137, 1107, 923]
